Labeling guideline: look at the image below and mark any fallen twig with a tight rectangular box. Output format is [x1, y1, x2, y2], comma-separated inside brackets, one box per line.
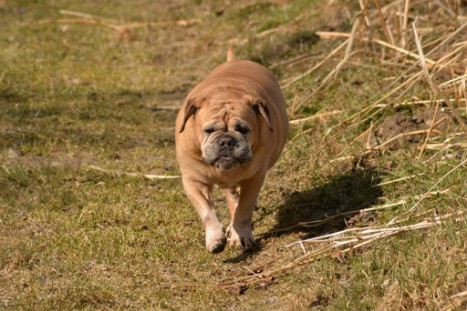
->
[34, 10, 197, 37]
[88, 165, 180, 180]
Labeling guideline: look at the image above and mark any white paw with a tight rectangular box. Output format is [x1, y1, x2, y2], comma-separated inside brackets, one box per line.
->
[205, 226, 227, 253]
[227, 223, 256, 250]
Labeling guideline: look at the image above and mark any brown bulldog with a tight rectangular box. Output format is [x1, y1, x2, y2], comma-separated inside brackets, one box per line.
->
[175, 51, 288, 253]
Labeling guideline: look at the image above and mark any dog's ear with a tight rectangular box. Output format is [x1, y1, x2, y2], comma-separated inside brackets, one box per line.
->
[245, 96, 273, 132]
[179, 97, 204, 133]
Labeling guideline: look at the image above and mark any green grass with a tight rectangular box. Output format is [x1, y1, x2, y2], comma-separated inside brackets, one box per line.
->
[1, 0, 466, 310]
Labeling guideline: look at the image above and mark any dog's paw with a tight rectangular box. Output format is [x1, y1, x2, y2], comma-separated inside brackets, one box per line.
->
[205, 226, 227, 253]
[227, 223, 256, 250]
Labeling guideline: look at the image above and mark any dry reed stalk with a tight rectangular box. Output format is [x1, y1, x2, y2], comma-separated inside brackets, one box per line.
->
[266, 200, 406, 235]
[406, 157, 467, 213]
[386, 208, 437, 227]
[412, 187, 451, 201]
[441, 289, 467, 311]
[417, 114, 452, 160]
[433, 45, 466, 73]
[320, 67, 424, 147]
[365, 120, 375, 149]
[400, 0, 410, 48]
[394, 98, 465, 107]
[354, 39, 459, 134]
[386, 158, 467, 226]
[423, 134, 465, 163]
[394, 11, 458, 27]
[291, 211, 464, 252]
[255, 27, 287, 38]
[292, 19, 361, 112]
[424, 21, 467, 58]
[412, 21, 467, 133]
[419, 141, 467, 150]
[374, 0, 395, 45]
[319, 19, 465, 129]
[368, 129, 443, 151]
[460, 72, 466, 113]
[329, 155, 355, 163]
[282, 40, 348, 89]
[292, 188, 451, 232]
[434, 0, 457, 18]
[440, 74, 467, 87]
[377, 175, 418, 186]
[88, 165, 180, 180]
[271, 180, 450, 235]
[289, 110, 343, 125]
[271, 54, 317, 69]
[316, 31, 436, 65]
[255, 12, 307, 39]
[391, 10, 401, 46]
[416, 101, 440, 160]
[285, 2, 465, 149]
[359, 0, 371, 28]
[221, 211, 464, 286]
[423, 141, 467, 164]
[354, 73, 421, 123]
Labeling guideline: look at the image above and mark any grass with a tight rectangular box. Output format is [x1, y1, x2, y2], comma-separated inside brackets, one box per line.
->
[1, 0, 466, 310]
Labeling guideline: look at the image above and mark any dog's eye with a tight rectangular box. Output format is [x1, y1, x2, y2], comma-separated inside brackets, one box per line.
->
[235, 125, 250, 135]
[204, 127, 215, 134]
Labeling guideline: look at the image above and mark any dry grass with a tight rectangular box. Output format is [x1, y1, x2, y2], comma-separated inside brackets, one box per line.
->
[1, 0, 466, 310]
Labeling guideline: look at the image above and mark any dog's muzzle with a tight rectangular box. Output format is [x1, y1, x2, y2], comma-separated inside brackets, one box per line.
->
[202, 134, 252, 171]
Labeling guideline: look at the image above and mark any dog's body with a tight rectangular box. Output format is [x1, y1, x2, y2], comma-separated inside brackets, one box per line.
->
[175, 52, 288, 253]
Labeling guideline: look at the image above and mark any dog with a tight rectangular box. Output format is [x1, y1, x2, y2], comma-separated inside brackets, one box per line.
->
[175, 50, 288, 253]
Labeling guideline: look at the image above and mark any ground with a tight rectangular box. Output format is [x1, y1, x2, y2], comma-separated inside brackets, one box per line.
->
[0, 0, 466, 310]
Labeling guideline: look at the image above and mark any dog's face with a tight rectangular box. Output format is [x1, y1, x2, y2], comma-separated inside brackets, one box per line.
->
[179, 96, 272, 171]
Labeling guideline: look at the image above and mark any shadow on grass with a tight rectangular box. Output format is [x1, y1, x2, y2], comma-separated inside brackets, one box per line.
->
[224, 167, 383, 263]
[270, 167, 384, 239]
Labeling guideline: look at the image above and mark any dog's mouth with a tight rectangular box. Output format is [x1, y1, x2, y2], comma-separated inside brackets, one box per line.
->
[213, 155, 238, 171]
[202, 135, 252, 171]
[208, 150, 252, 171]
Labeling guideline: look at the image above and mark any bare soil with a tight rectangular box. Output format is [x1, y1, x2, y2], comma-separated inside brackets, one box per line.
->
[368, 107, 453, 149]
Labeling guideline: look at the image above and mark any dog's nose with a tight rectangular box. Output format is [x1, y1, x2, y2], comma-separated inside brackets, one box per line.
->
[219, 136, 235, 148]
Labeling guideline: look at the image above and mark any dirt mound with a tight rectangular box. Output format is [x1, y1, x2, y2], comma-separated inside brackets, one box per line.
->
[368, 107, 451, 150]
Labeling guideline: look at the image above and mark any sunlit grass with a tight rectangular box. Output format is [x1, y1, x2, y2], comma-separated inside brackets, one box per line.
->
[1, 0, 465, 310]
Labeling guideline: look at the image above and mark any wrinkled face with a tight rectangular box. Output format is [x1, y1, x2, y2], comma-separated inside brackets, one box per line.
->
[197, 101, 258, 171]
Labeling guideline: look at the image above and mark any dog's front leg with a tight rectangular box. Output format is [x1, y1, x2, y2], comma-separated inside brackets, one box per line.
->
[228, 174, 266, 249]
[182, 178, 226, 253]
[225, 187, 239, 220]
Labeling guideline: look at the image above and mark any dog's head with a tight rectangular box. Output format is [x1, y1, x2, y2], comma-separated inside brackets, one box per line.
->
[178, 95, 272, 171]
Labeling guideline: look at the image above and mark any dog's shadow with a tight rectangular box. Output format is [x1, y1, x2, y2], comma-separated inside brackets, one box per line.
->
[224, 167, 383, 263]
